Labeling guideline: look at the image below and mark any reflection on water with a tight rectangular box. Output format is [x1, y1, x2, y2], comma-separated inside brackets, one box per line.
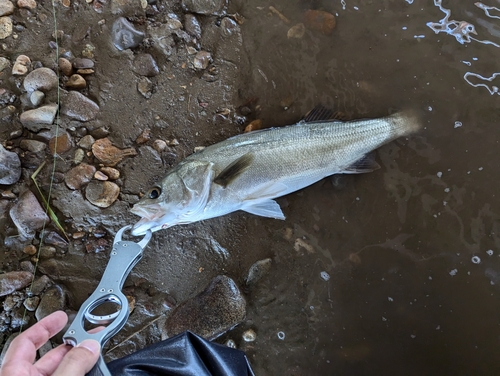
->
[229, 0, 500, 374]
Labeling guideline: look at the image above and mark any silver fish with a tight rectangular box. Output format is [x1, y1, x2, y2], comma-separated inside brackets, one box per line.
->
[131, 109, 421, 235]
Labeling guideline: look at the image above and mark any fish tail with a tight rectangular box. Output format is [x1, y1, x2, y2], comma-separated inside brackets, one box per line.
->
[388, 109, 423, 137]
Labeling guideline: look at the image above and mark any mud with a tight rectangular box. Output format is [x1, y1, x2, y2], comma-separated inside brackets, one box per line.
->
[1, 0, 500, 374]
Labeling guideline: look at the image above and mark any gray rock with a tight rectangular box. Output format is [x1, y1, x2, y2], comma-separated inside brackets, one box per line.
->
[9, 190, 50, 239]
[0, 56, 9, 71]
[20, 103, 58, 131]
[0, 333, 19, 364]
[29, 275, 51, 295]
[61, 91, 99, 121]
[77, 134, 95, 149]
[111, 17, 144, 51]
[44, 231, 68, 247]
[23, 296, 40, 311]
[20, 261, 35, 273]
[0, 271, 33, 297]
[64, 163, 96, 190]
[10, 307, 30, 329]
[0, 16, 12, 39]
[0, 0, 14, 16]
[30, 90, 45, 106]
[137, 76, 152, 98]
[193, 51, 212, 70]
[184, 14, 201, 39]
[0, 144, 21, 185]
[23, 67, 58, 93]
[163, 275, 246, 340]
[245, 258, 272, 286]
[19, 139, 46, 153]
[132, 53, 159, 77]
[72, 58, 94, 69]
[182, 0, 226, 15]
[35, 285, 66, 321]
[148, 24, 175, 57]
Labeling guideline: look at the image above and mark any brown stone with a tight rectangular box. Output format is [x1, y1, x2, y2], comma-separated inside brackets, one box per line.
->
[49, 133, 72, 155]
[65, 74, 86, 89]
[303, 10, 336, 35]
[92, 138, 137, 166]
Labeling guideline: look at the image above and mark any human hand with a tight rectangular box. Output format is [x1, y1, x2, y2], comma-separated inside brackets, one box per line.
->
[0, 310, 101, 376]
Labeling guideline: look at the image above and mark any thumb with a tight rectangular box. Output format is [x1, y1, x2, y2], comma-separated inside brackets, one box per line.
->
[52, 339, 101, 376]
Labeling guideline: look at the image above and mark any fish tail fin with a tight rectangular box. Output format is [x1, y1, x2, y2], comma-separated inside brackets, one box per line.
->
[389, 109, 423, 137]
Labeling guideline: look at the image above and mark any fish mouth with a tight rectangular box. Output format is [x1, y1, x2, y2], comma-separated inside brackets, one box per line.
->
[130, 203, 167, 236]
[130, 203, 163, 219]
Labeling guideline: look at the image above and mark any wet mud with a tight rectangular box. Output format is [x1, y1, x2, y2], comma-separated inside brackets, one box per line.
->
[1, 0, 500, 375]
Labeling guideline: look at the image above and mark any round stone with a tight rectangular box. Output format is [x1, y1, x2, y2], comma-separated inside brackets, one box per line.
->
[65, 74, 86, 89]
[23, 67, 58, 93]
[0, 16, 12, 39]
[85, 180, 120, 208]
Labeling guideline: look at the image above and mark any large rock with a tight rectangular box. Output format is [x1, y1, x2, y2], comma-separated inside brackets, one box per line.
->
[9, 190, 50, 239]
[35, 284, 66, 321]
[61, 91, 99, 121]
[163, 275, 246, 340]
[0, 144, 21, 185]
[20, 104, 58, 131]
[23, 67, 59, 93]
[0, 271, 33, 296]
[0, 0, 14, 16]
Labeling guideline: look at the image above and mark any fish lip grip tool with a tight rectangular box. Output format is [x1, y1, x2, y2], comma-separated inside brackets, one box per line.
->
[62, 225, 152, 376]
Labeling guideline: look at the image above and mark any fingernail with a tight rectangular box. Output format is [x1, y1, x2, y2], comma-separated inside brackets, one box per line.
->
[77, 339, 101, 355]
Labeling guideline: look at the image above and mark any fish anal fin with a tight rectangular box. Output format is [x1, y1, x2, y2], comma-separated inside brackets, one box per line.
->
[241, 199, 285, 220]
[303, 104, 348, 122]
[214, 153, 254, 188]
[341, 152, 381, 174]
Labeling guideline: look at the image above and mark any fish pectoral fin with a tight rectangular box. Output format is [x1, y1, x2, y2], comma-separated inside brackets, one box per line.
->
[241, 199, 285, 220]
[214, 153, 254, 188]
[340, 152, 381, 174]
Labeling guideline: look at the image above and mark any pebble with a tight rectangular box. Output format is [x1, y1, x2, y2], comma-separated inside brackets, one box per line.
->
[20, 103, 58, 131]
[65, 74, 86, 89]
[0, 16, 12, 39]
[135, 128, 151, 144]
[64, 163, 96, 190]
[0, 56, 8, 71]
[163, 275, 246, 340]
[23, 296, 40, 311]
[184, 14, 201, 39]
[48, 132, 72, 155]
[244, 119, 262, 133]
[182, 0, 226, 15]
[23, 244, 37, 255]
[29, 275, 51, 295]
[20, 261, 35, 273]
[288, 23, 305, 39]
[193, 51, 212, 70]
[0, 271, 33, 297]
[73, 148, 84, 164]
[58, 57, 72, 76]
[17, 0, 35, 9]
[44, 231, 68, 247]
[23, 67, 58, 93]
[111, 17, 144, 51]
[220, 17, 239, 37]
[132, 53, 159, 77]
[72, 58, 94, 69]
[30, 90, 45, 106]
[92, 137, 137, 166]
[100, 166, 119, 180]
[12, 54, 30, 75]
[61, 91, 99, 121]
[0, 0, 14, 16]
[10, 307, 29, 329]
[303, 9, 336, 35]
[152, 139, 167, 152]
[19, 139, 46, 152]
[137, 76, 153, 98]
[85, 181, 120, 208]
[77, 134, 95, 149]
[9, 190, 50, 238]
[148, 24, 175, 57]
[39, 246, 56, 259]
[245, 258, 272, 286]
[0, 144, 21, 184]
[242, 329, 256, 342]
[94, 170, 108, 180]
[35, 285, 66, 321]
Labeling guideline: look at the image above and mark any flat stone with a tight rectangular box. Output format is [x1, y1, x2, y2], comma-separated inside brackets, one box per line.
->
[23, 296, 40, 311]
[58, 57, 72, 76]
[0, 144, 21, 184]
[85, 180, 120, 208]
[65, 74, 86, 89]
[100, 166, 119, 180]
[29, 275, 51, 295]
[30, 90, 45, 106]
[72, 58, 94, 69]
[111, 17, 144, 51]
[163, 275, 246, 340]
[0, 56, 9, 71]
[0, 271, 33, 297]
[9, 190, 50, 239]
[193, 51, 212, 70]
[19, 139, 46, 153]
[184, 14, 201, 38]
[20, 104, 58, 131]
[0, 0, 14, 16]
[137, 77, 152, 98]
[0, 16, 12, 39]
[49, 132, 72, 154]
[12, 55, 30, 75]
[23, 67, 58, 93]
[132, 53, 159, 77]
[148, 24, 174, 57]
[182, 0, 226, 15]
[245, 258, 272, 286]
[35, 285, 66, 321]
[64, 163, 96, 190]
[17, 0, 36, 9]
[77, 134, 95, 149]
[61, 91, 99, 121]
[91, 137, 136, 166]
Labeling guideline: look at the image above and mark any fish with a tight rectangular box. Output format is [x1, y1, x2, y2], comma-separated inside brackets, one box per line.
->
[130, 107, 421, 235]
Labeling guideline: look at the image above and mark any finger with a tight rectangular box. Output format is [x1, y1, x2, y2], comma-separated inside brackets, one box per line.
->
[52, 339, 101, 376]
[33, 343, 71, 376]
[2, 311, 68, 366]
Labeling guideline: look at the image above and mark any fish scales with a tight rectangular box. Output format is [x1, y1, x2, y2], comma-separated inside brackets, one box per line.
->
[131, 111, 420, 235]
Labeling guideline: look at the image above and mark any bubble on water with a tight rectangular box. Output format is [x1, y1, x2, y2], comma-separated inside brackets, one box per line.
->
[464, 72, 500, 96]
[449, 269, 458, 276]
[454, 121, 462, 128]
[406, 0, 414, 4]
[471, 256, 481, 264]
[402, 26, 407, 30]
[382, 316, 387, 321]
[427, 106, 433, 111]
[437, 171, 442, 178]
[320, 271, 330, 281]
[410, 334, 416, 339]
[444, 188, 450, 192]
[475, 2, 500, 20]
[487, 249, 494, 256]
[353, 6, 359, 10]
[388, 297, 394, 302]
[478, 167, 483, 171]
[277, 331, 285, 340]
[461, 61, 471, 66]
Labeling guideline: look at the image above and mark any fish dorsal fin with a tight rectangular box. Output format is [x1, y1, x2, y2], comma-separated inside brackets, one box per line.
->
[241, 199, 285, 220]
[341, 152, 381, 174]
[214, 153, 254, 188]
[303, 104, 348, 122]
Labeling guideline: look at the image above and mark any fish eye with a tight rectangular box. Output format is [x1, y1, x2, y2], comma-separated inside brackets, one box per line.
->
[148, 187, 161, 199]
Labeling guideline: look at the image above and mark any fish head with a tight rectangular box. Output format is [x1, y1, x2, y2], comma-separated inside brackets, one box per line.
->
[130, 161, 215, 236]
